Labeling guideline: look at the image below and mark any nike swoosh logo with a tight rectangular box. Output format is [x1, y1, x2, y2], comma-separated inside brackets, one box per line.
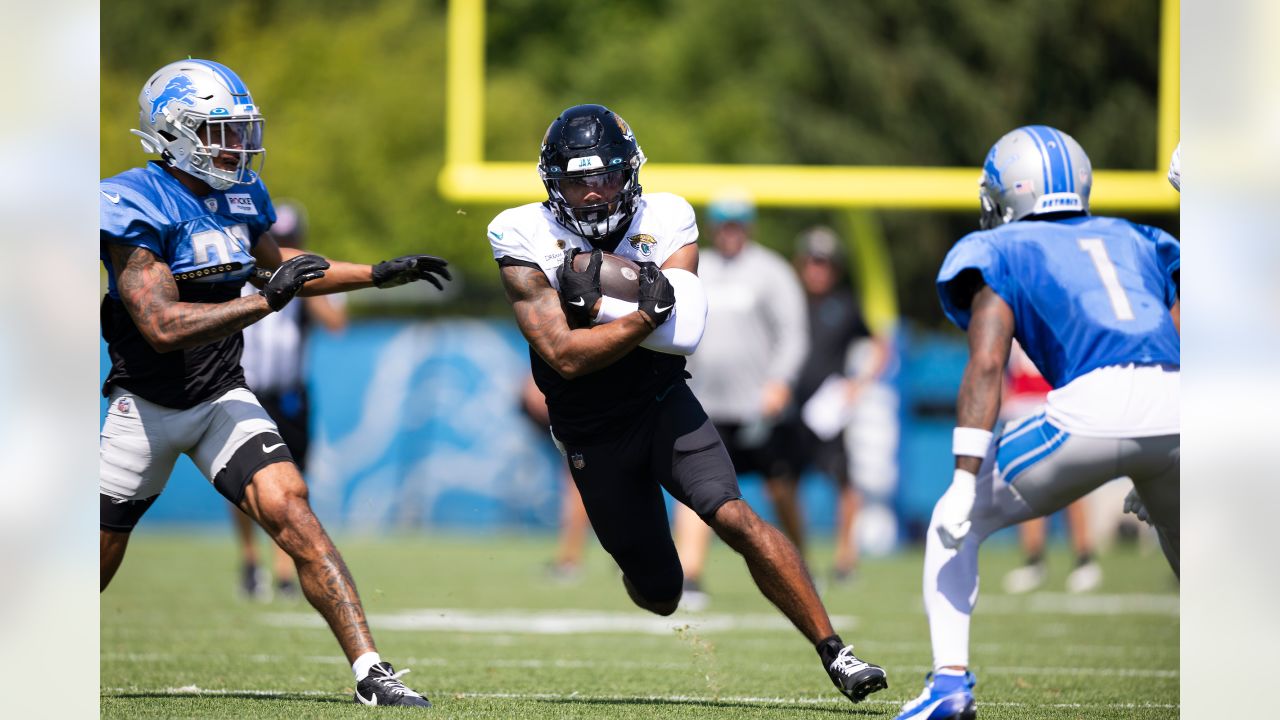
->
[654, 303, 673, 314]
[568, 297, 586, 306]
[355, 689, 378, 706]
[262, 442, 286, 453]
[101, 191, 121, 204]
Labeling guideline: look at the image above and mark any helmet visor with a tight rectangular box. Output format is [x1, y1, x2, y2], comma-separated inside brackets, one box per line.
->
[554, 167, 629, 209]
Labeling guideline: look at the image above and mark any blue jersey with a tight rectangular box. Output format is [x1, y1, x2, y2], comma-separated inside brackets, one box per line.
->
[936, 215, 1179, 389]
[100, 161, 276, 408]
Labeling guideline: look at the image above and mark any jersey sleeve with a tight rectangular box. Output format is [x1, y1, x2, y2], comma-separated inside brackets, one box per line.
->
[668, 194, 699, 249]
[935, 232, 1013, 330]
[99, 181, 164, 256]
[1139, 223, 1180, 303]
[488, 209, 541, 270]
[249, 179, 278, 245]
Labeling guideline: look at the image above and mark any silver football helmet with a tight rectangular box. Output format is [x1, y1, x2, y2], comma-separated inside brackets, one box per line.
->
[131, 59, 265, 190]
[978, 125, 1092, 229]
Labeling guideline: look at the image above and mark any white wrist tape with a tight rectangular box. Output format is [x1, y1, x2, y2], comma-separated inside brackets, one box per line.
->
[952, 427, 993, 458]
[594, 296, 638, 324]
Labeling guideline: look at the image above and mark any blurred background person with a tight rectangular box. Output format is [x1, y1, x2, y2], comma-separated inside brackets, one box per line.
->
[778, 226, 891, 586]
[676, 191, 808, 610]
[999, 341, 1103, 595]
[522, 374, 592, 583]
[231, 201, 348, 601]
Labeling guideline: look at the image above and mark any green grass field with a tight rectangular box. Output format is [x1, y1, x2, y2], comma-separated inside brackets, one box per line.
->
[102, 531, 1178, 719]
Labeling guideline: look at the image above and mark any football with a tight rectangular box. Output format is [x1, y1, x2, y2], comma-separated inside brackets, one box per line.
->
[572, 250, 641, 302]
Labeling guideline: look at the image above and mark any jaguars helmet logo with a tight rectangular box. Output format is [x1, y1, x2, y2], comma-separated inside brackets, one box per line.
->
[615, 114, 633, 140]
[628, 233, 655, 257]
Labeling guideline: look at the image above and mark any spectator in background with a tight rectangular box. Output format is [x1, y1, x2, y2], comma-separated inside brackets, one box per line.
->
[521, 374, 592, 582]
[1000, 341, 1103, 594]
[775, 226, 891, 586]
[676, 191, 809, 610]
[232, 201, 348, 601]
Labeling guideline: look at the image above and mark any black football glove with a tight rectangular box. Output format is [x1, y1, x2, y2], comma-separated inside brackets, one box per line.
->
[557, 248, 602, 327]
[372, 254, 452, 290]
[260, 254, 330, 311]
[637, 262, 676, 327]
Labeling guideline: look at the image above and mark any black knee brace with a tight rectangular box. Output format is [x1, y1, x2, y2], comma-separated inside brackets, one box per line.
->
[100, 493, 159, 533]
[213, 432, 295, 505]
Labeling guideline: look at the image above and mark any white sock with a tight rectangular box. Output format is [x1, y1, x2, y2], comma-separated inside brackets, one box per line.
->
[352, 651, 382, 681]
[923, 502, 981, 670]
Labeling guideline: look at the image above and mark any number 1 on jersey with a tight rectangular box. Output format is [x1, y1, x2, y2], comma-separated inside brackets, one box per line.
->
[1079, 238, 1135, 321]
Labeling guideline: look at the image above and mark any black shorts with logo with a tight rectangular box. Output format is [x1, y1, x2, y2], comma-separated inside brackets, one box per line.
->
[255, 388, 311, 472]
[557, 380, 742, 603]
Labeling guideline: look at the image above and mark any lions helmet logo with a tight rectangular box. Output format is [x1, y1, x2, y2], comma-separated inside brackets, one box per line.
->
[628, 234, 656, 257]
[147, 74, 199, 123]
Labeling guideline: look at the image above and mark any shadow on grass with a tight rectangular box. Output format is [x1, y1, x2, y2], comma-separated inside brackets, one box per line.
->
[105, 691, 349, 705]
[533, 695, 882, 716]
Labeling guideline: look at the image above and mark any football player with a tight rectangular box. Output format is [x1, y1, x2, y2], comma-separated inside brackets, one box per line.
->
[100, 59, 449, 707]
[893, 126, 1180, 720]
[487, 104, 888, 704]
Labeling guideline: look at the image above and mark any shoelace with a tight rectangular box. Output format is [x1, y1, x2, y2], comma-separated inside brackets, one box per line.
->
[829, 646, 868, 677]
[369, 666, 425, 699]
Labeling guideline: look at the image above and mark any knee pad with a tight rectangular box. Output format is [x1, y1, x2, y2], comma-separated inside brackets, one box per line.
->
[214, 431, 294, 505]
[100, 493, 158, 533]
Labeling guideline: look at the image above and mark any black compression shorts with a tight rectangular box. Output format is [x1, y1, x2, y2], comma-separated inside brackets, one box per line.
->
[558, 381, 742, 603]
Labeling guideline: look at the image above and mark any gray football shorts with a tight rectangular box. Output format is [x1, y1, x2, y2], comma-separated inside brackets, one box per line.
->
[966, 409, 1180, 572]
[100, 387, 283, 502]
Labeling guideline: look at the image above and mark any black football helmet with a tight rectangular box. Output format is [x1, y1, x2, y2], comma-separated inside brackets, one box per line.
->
[538, 104, 646, 241]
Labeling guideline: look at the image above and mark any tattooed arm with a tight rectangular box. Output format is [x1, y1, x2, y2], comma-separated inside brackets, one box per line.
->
[954, 282, 1015, 474]
[501, 264, 653, 379]
[108, 243, 271, 354]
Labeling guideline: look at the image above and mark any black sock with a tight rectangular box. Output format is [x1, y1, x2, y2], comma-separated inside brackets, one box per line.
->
[1025, 552, 1044, 567]
[1075, 552, 1095, 567]
[816, 635, 845, 666]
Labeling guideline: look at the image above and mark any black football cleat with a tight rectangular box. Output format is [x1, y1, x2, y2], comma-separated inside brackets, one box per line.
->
[826, 645, 889, 703]
[353, 662, 431, 707]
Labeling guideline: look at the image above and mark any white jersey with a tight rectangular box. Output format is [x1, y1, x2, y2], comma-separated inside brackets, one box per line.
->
[487, 193, 698, 280]
[487, 193, 699, 444]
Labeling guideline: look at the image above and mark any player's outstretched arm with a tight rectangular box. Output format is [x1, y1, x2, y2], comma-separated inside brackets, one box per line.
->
[501, 264, 652, 379]
[252, 234, 451, 295]
[110, 243, 275, 353]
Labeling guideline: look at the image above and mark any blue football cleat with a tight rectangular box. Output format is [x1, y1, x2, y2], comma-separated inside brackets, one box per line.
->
[893, 671, 977, 720]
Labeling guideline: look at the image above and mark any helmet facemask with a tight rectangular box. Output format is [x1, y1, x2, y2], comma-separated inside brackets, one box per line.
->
[542, 160, 643, 241]
[187, 117, 265, 190]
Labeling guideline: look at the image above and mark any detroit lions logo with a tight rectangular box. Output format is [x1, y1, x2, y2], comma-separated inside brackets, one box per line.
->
[148, 75, 198, 123]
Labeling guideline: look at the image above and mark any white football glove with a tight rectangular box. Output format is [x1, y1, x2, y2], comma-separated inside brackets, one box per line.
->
[936, 469, 977, 549]
[1123, 487, 1151, 524]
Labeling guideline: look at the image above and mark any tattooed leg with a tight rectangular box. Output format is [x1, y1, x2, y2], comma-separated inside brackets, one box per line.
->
[240, 462, 375, 661]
